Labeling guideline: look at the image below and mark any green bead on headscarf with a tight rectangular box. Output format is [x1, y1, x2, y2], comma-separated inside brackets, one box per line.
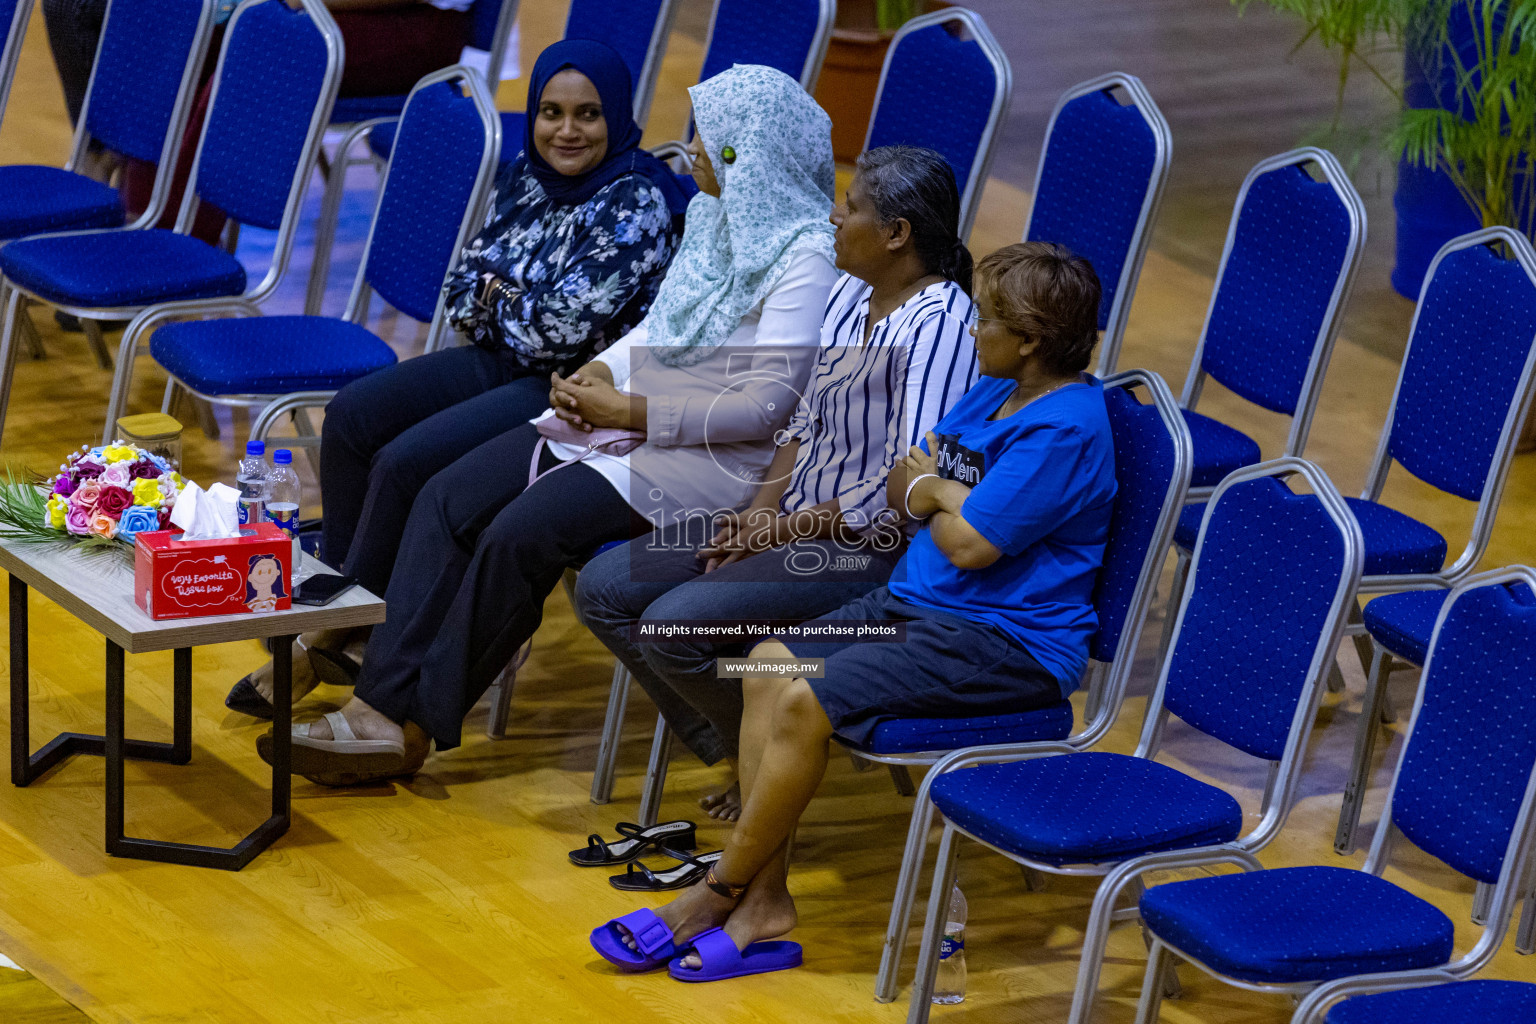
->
[643, 64, 837, 368]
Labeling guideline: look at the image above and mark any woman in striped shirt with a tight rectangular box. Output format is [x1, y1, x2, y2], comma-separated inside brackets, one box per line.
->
[575, 146, 977, 820]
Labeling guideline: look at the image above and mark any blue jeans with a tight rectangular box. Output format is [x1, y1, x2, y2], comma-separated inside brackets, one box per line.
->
[574, 518, 902, 764]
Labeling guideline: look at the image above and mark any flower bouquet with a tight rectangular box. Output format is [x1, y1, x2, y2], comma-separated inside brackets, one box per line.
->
[0, 443, 184, 550]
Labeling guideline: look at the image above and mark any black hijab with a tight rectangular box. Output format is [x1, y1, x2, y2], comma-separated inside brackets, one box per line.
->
[523, 39, 689, 216]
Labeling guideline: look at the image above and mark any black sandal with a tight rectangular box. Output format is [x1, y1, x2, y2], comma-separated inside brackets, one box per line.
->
[609, 849, 722, 892]
[568, 820, 697, 867]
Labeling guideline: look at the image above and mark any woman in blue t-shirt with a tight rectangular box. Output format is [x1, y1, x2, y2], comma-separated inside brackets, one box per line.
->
[591, 242, 1117, 977]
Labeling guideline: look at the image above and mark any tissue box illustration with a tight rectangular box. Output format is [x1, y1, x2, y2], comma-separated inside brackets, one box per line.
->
[134, 523, 292, 619]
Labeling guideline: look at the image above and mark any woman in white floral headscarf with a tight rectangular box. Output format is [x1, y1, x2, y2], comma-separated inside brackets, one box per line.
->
[258, 64, 841, 787]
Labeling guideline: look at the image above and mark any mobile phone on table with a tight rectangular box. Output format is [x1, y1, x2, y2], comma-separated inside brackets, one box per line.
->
[293, 574, 358, 606]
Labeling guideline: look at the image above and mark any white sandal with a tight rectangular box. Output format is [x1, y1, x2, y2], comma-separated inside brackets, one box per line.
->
[275, 711, 409, 785]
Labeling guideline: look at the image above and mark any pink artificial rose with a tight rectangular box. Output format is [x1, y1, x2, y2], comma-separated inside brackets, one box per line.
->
[64, 506, 93, 536]
[100, 463, 131, 489]
[88, 512, 118, 540]
[95, 484, 133, 517]
[128, 460, 163, 481]
[71, 480, 102, 514]
[51, 475, 75, 498]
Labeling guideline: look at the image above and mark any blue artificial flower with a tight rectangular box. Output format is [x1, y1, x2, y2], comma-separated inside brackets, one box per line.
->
[117, 505, 160, 542]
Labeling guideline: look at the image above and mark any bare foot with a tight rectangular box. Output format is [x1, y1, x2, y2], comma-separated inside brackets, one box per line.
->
[619, 877, 737, 952]
[700, 779, 742, 822]
[301, 696, 406, 746]
[675, 878, 798, 969]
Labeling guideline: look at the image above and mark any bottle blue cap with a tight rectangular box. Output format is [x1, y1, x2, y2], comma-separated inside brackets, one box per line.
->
[245, 440, 265, 456]
[274, 450, 292, 465]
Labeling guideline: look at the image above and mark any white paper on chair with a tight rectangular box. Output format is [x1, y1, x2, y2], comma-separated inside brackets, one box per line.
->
[168, 481, 242, 540]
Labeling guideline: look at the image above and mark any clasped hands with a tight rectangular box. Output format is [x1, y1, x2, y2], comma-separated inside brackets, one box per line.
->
[699, 506, 782, 573]
[549, 371, 643, 432]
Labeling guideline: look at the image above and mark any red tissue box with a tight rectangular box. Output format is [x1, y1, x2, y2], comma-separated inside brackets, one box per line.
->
[134, 523, 292, 620]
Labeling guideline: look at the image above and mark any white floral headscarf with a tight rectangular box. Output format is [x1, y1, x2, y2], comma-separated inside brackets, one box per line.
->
[645, 64, 837, 367]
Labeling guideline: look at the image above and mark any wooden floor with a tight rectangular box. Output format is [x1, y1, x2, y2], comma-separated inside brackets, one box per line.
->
[0, 3, 1532, 1022]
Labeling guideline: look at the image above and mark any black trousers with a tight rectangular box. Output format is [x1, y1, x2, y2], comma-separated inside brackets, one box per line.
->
[352, 422, 650, 750]
[319, 346, 551, 596]
[41, 0, 108, 126]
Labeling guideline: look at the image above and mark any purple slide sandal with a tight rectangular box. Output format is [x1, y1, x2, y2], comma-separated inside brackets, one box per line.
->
[590, 909, 683, 972]
[668, 927, 803, 982]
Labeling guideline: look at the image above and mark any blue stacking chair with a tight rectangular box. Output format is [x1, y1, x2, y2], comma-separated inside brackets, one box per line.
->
[1129, 566, 1536, 1024]
[865, 8, 1010, 239]
[102, 67, 499, 451]
[1025, 73, 1171, 376]
[1291, 976, 1536, 1024]
[900, 458, 1364, 1024]
[1155, 148, 1365, 658]
[0, 0, 33, 128]
[306, 0, 523, 315]
[0, 0, 342, 446]
[0, 0, 215, 367]
[1324, 228, 1536, 857]
[868, 368, 1193, 1004]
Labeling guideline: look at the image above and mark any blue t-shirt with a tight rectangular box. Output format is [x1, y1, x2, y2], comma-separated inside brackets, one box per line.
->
[888, 375, 1116, 694]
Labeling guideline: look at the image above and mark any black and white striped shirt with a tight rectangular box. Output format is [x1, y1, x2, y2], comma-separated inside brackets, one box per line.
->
[779, 274, 977, 532]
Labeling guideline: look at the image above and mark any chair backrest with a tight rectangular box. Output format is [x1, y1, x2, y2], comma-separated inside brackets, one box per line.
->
[74, 0, 214, 226]
[0, 0, 33, 127]
[179, 0, 340, 298]
[865, 9, 1010, 241]
[1182, 148, 1365, 457]
[1025, 73, 1171, 376]
[468, 0, 521, 89]
[564, 0, 676, 126]
[1079, 370, 1191, 743]
[1365, 566, 1536, 970]
[699, 0, 834, 92]
[353, 68, 499, 345]
[1148, 460, 1361, 795]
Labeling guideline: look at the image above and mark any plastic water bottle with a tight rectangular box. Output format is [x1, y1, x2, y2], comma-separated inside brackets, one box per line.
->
[264, 449, 302, 573]
[236, 440, 267, 527]
[933, 884, 967, 1004]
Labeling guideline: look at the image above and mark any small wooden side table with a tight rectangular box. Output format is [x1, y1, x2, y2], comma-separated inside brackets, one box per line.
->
[0, 538, 384, 870]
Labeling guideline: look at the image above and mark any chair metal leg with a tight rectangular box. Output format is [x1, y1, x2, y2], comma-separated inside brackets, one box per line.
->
[1020, 864, 1047, 892]
[588, 662, 631, 806]
[103, 315, 154, 442]
[16, 298, 44, 360]
[192, 395, 220, 439]
[876, 768, 943, 1003]
[1336, 642, 1392, 855]
[1516, 878, 1535, 954]
[0, 286, 24, 448]
[904, 822, 961, 1024]
[1346, 599, 1375, 678]
[848, 749, 876, 772]
[888, 764, 915, 797]
[80, 317, 114, 370]
[1326, 661, 1346, 693]
[1471, 880, 1493, 926]
[305, 143, 352, 316]
[484, 641, 531, 740]
[1133, 938, 1171, 1024]
[1154, 547, 1191, 675]
[161, 378, 178, 415]
[636, 715, 671, 828]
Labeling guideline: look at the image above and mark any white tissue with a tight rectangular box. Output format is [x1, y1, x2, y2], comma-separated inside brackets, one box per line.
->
[168, 481, 242, 540]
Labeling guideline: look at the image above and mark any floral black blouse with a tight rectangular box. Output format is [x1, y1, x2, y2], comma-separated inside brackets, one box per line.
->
[443, 159, 679, 373]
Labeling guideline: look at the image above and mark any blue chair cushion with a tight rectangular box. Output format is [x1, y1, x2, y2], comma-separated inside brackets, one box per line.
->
[929, 751, 1242, 866]
[331, 93, 409, 126]
[1139, 865, 1455, 985]
[1343, 498, 1448, 576]
[0, 229, 245, 308]
[1326, 980, 1536, 1024]
[1181, 409, 1262, 488]
[1361, 589, 1450, 665]
[860, 702, 1076, 755]
[0, 166, 125, 240]
[150, 315, 397, 395]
